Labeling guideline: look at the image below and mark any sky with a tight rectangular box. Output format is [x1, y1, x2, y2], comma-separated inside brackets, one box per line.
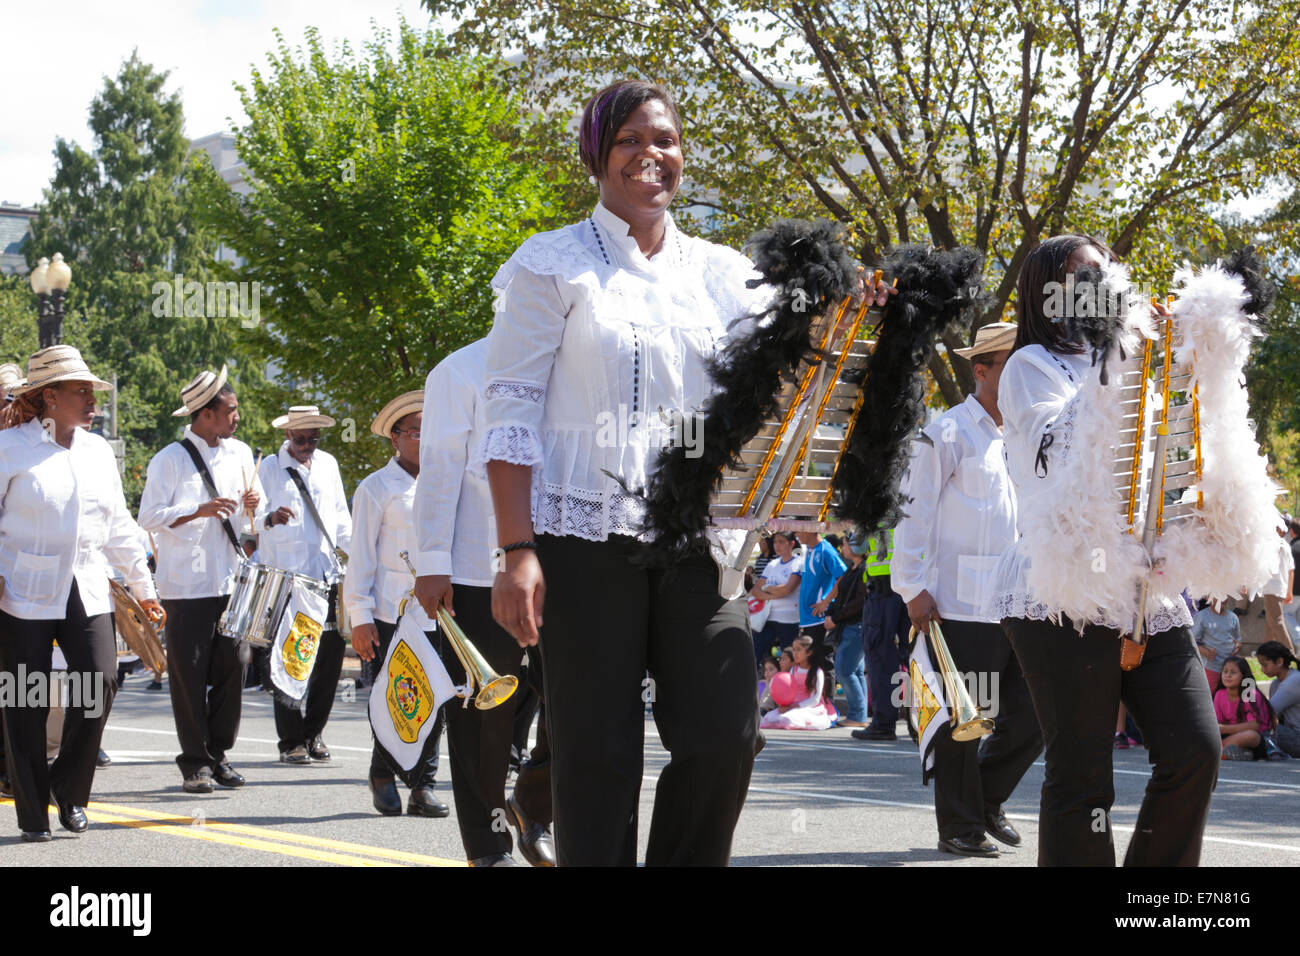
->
[1, 0, 441, 207]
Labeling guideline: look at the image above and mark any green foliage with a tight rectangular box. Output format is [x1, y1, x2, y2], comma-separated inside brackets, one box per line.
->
[423, 0, 1300, 405]
[190, 19, 580, 490]
[28, 51, 273, 504]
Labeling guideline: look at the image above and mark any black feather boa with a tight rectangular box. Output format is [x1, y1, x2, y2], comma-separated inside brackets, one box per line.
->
[636, 219, 859, 562]
[829, 244, 984, 532]
[1221, 247, 1276, 320]
[1057, 263, 1130, 385]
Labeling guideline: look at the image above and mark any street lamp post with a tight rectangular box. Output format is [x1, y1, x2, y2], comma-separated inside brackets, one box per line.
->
[29, 252, 73, 348]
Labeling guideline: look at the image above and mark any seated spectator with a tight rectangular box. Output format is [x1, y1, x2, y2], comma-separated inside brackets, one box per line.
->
[1192, 598, 1241, 693]
[749, 532, 803, 668]
[760, 636, 836, 731]
[1257, 641, 1300, 757]
[758, 658, 779, 715]
[778, 648, 794, 673]
[1214, 656, 1273, 760]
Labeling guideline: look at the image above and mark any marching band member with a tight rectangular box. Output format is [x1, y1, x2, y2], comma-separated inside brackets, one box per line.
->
[479, 79, 893, 865]
[345, 390, 449, 819]
[139, 365, 265, 794]
[257, 405, 352, 765]
[989, 236, 1220, 866]
[0, 346, 162, 839]
[411, 340, 555, 867]
[891, 322, 1042, 858]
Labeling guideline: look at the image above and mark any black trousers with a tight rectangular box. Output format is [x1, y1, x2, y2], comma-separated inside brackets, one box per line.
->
[862, 589, 908, 731]
[512, 644, 553, 827]
[537, 534, 759, 867]
[274, 585, 346, 752]
[0, 581, 117, 832]
[1002, 617, 1220, 866]
[437, 585, 529, 860]
[929, 619, 1042, 841]
[369, 619, 442, 789]
[163, 595, 243, 778]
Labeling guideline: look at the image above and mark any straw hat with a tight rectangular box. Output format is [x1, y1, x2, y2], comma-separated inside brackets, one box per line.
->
[953, 322, 1018, 359]
[10, 345, 111, 396]
[172, 364, 229, 416]
[0, 362, 24, 394]
[272, 405, 336, 430]
[371, 390, 424, 438]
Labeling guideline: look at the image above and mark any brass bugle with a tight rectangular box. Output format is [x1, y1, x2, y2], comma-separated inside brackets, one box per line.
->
[397, 551, 518, 710]
[915, 621, 993, 742]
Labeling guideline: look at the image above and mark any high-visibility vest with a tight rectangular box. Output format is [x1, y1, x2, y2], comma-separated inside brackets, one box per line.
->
[863, 529, 894, 578]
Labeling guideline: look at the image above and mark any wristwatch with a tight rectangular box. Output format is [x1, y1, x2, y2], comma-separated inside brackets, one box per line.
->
[490, 540, 537, 572]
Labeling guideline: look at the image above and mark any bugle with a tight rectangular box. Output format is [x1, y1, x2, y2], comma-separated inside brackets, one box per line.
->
[916, 621, 993, 742]
[397, 551, 518, 710]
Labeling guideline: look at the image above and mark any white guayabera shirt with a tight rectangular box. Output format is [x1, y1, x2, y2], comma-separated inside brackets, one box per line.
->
[258, 443, 352, 586]
[139, 426, 266, 600]
[892, 395, 1018, 624]
[413, 337, 496, 588]
[345, 457, 431, 628]
[0, 418, 155, 620]
[472, 202, 771, 594]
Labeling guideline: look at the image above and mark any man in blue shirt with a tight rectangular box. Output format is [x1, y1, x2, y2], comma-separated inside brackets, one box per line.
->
[797, 532, 847, 647]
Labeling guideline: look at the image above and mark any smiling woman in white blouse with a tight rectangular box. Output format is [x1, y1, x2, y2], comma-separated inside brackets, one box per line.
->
[475, 80, 782, 867]
[0, 346, 162, 842]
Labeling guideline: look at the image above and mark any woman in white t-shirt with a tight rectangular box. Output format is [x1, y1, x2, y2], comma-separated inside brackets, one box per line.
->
[750, 532, 804, 668]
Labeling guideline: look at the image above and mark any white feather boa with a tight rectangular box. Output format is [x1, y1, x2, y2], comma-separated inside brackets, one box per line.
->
[1151, 263, 1283, 601]
[1020, 261, 1153, 629]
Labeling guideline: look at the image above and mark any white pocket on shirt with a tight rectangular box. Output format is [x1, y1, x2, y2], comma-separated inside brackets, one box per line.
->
[11, 550, 62, 604]
[955, 554, 999, 608]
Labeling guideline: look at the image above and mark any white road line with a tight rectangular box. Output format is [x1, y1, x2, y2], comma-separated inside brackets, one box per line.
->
[104, 725, 371, 753]
[742, 784, 1300, 854]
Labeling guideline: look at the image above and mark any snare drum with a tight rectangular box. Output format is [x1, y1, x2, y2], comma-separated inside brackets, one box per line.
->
[219, 562, 328, 647]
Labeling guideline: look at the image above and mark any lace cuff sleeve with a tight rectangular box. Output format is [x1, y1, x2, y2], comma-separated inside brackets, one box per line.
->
[470, 423, 544, 477]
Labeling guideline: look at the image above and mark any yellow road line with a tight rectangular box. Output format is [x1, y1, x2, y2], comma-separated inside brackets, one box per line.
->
[0, 798, 463, 867]
[86, 799, 463, 867]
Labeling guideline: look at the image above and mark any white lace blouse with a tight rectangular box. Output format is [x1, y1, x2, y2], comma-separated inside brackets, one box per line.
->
[988, 344, 1193, 635]
[473, 202, 769, 567]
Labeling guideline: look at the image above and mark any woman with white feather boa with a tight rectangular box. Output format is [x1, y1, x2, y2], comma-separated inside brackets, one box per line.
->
[988, 235, 1280, 867]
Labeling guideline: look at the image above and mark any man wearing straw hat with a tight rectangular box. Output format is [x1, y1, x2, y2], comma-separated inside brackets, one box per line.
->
[258, 405, 353, 765]
[890, 321, 1042, 858]
[345, 390, 450, 819]
[139, 364, 266, 793]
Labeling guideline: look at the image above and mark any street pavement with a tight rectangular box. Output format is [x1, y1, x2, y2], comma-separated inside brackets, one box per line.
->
[5, 675, 1299, 866]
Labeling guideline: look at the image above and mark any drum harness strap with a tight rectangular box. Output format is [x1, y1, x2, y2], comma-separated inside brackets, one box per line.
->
[178, 438, 243, 555]
[285, 467, 344, 580]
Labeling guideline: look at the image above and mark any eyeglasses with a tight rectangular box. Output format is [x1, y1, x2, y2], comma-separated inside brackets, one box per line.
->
[291, 435, 320, 447]
[393, 428, 421, 441]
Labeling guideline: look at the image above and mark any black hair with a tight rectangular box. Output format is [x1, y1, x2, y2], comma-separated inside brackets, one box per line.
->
[1013, 234, 1117, 354]
[1257, 641, 1300, 671]
[578, 80, 682, 179]
[190, 383, 235, 423]
[824, 533, 843, 551]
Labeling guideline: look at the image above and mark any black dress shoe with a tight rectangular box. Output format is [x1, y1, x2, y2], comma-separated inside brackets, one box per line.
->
[370, 778, 402, 816]
[984, 811, 1021, 847]
[308, 736, 331, 762]
[851, 727, 897, 741]
[938, 835, 998, 857]
[468, 852, 520, 867]
[507, 795, 555, 867]
[408, 786, 450, 818]
[52, 793, 88, 835]
[183, 770, 214, 794]
[213, 762, 245, 788]
[280, 745, 311, 765]
[21, 830, 52, 843]
[96, 749, 111, 768]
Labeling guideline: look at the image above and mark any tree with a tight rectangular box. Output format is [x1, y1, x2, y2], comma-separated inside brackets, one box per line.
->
[28, 52, 272, 502]
[190, 19, 580, 489]
[423, 0, 1300, 405]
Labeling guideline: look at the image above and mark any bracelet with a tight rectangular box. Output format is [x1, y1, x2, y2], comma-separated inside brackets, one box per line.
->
[500, 540, 537, 554]
[490, 540, 537, 573]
